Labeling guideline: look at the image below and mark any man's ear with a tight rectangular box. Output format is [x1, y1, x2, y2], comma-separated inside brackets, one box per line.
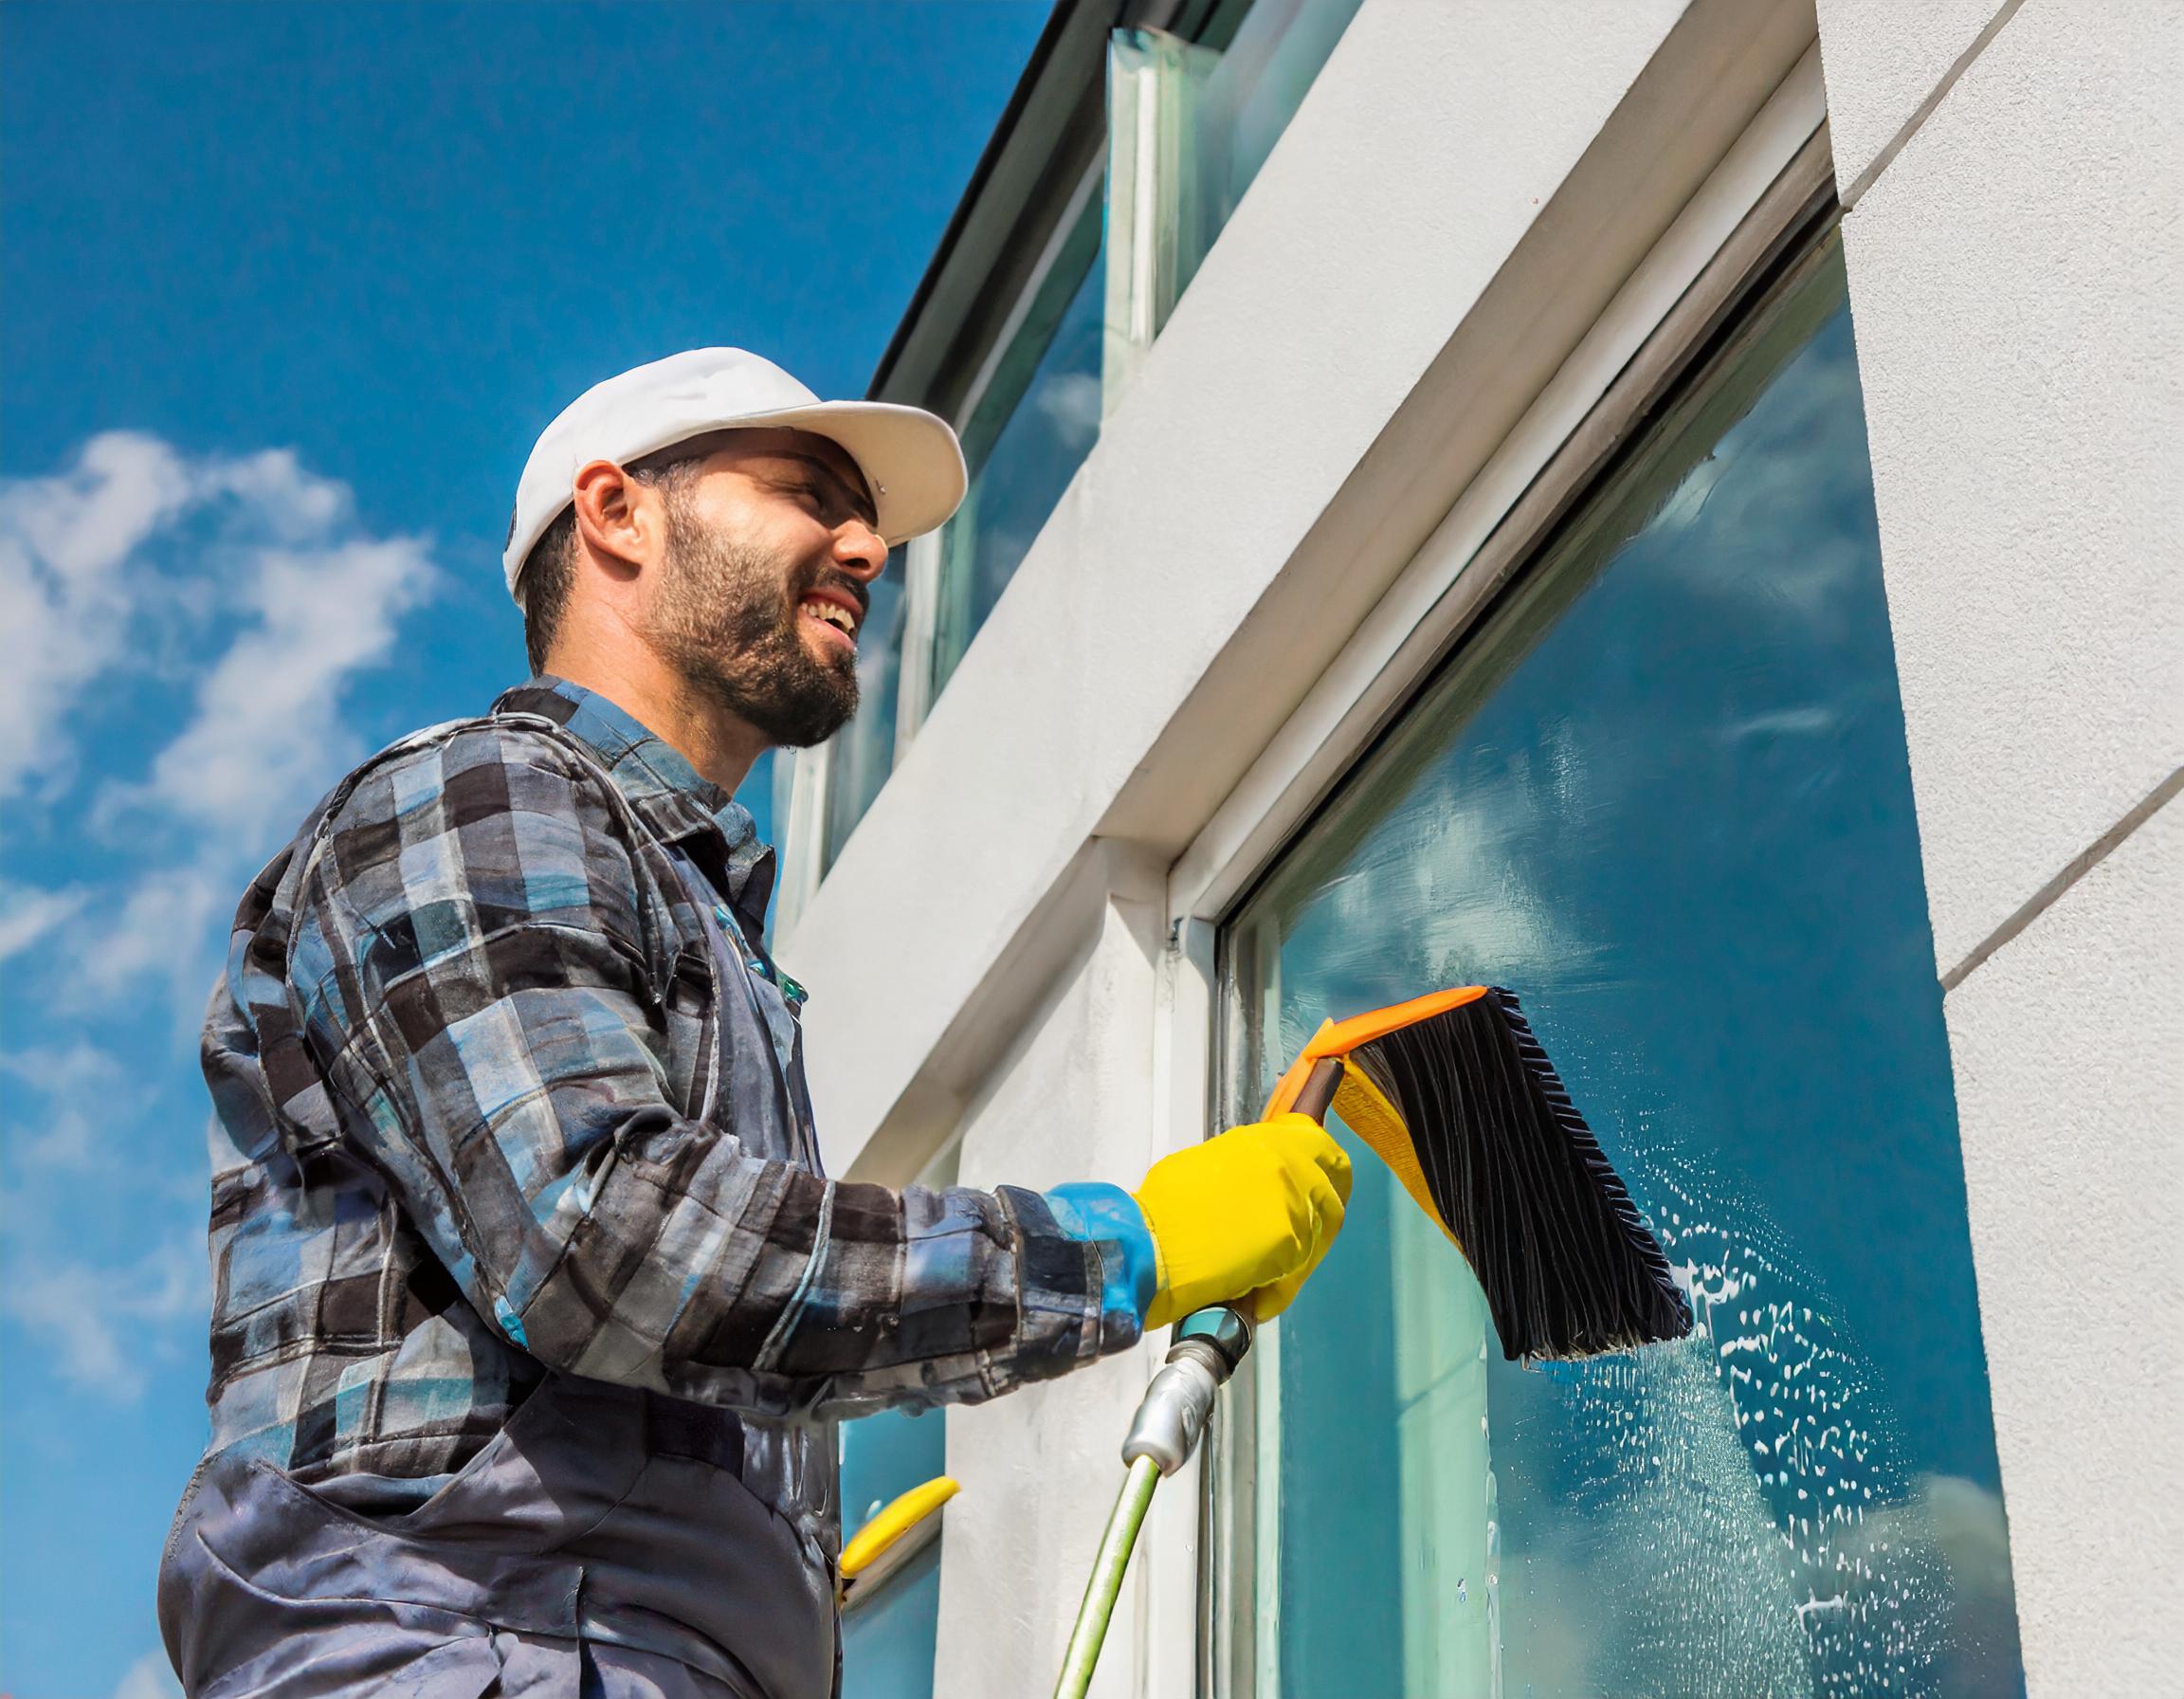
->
[570, 459, 658, 580]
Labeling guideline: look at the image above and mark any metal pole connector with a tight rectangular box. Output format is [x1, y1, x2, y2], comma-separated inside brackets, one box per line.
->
[1052, 1306, 1257, 1699]
[1119, 1304, 1253, 1475]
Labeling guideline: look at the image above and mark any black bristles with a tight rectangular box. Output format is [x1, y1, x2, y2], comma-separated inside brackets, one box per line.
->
[1346, 988, 1691, 1361]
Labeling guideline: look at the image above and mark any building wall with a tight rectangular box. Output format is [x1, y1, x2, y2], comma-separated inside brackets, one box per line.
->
[1816, 2, 2182, 1689]
[934, 854, 1169, 1698]
[784, 0, 2178, 1690]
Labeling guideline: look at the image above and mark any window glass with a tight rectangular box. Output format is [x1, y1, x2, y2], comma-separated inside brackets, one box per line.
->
[1224, 239, 2027, 1697]
[1173, 0, 1366, 315]
[822, 547, 907, 873]
[817, 0, 1369, 869]
[930, 201, 1106, 700]
[925, 0, 1369, 706]
[839, 1405, 948, 1699]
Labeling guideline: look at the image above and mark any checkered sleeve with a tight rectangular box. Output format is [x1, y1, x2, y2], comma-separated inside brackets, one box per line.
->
[287, 722, 1146, 1417]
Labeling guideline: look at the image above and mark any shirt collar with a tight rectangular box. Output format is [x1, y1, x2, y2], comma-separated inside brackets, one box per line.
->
[492, 677, 777, 923]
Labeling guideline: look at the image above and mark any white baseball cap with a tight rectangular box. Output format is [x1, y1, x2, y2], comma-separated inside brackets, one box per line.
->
[502, 347, 966, 602]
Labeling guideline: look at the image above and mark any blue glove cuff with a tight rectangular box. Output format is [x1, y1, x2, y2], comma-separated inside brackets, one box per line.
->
[1045, 1181, 1160, 1328]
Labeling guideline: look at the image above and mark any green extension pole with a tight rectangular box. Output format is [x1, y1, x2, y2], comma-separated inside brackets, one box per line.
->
[1053, 1453, 1161, 1699]
[1051, 1307, 1254, 1699]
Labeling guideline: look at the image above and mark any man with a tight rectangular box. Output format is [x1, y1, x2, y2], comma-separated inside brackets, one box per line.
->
[158, 349, 1351, 1698]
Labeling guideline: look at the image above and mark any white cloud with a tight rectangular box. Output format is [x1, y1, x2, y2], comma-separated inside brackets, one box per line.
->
[119, 535, 434, 837]
[1317, 715, 1609, 1003]
[201, 445, 355, 538]
[1032, 370, 1103, 448]
[0, 429, 439, 825]
[0, 1040, 134, 1167]
[0, 432, 195, 800]
[1711, 704, 1841, 745]
[111, 1649, 183, 1699]
[1847, 1472, 2025, 1694]
[1, 1228, 207, 1401]
[0, 429, 445, 1411]
[0, 432, 440, 1015]
[1648, 324, 1876, 626]
[0, 878, 90, 961]
[0, 1038, 123, 1096]
[70, 856, 235, 1013]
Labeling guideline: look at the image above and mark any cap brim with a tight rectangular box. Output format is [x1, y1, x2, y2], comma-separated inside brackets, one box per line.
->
[727, 399, 967, 548]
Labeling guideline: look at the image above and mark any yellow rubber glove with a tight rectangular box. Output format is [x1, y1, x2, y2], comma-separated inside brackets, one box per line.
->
[1133, 1114, 1353, 1329]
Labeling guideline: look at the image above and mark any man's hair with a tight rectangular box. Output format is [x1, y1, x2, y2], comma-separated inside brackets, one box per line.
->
[519, 449, 709, 674]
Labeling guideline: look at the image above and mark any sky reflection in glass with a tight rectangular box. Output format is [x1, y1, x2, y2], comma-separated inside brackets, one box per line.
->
[823, 547, 907, 872]
[839, 1405, 947, 1699]
[1227, 243, 2026, 1698]
[931, 209, 1106, 700]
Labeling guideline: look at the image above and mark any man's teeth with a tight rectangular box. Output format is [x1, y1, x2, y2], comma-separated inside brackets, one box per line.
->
[801, 599, 856, 634]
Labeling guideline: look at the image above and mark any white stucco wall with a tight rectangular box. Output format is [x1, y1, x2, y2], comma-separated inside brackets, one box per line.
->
[1819, 0, 2183, 1686]
[1827, 0, 2181, 979]
[1941, 800, 2180, 1694]
[932, 868, 1169, 1699]
[792, 0, 2175, 1690]
[1814, 0, 2017, 194]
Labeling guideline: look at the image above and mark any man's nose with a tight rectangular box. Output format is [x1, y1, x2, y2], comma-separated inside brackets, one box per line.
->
[830, 518, 889, 582]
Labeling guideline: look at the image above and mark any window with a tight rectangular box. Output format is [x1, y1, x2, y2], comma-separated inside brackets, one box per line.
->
[931, 198, 1106, 700]
[931, 0, 1371, 691]
[788, 0, 1370, 893]
[839, 1405, 948, 1699]
[1219, 237, 2028, 1695]
[1162, 0, 1369, 325]
[823, 547, 909, 872]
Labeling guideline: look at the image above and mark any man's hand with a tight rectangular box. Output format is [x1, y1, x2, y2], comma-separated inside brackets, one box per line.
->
[1133, 1115, 1353, 1328]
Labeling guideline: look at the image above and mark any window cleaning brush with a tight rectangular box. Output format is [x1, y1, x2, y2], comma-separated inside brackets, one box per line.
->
[1263, 984, 1692, 1359]
[1053, 985, 1691, 1699]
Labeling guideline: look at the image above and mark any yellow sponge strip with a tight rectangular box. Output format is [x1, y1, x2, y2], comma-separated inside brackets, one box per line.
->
[1331, 1063, 1464, 1255]
[839, 1475, 959, 1580]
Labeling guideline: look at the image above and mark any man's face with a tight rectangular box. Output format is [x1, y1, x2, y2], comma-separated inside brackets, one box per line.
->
[639, 429, 884, 749]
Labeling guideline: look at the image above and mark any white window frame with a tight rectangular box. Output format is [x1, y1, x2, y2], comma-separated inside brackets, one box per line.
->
[1124, 46, 1841, 1698]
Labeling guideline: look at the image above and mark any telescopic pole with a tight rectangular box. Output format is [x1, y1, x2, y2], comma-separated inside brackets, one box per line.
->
[1050, 1305, 1254, 1699]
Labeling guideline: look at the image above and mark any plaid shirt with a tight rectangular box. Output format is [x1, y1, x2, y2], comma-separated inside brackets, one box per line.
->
[191, 677, 1154, 1525]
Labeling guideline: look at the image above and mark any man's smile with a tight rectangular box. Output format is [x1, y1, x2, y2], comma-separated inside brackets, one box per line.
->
[798, 584, 863, 650]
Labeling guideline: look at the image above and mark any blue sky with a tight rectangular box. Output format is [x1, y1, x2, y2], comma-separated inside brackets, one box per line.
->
[0, 5, 1048, 1692]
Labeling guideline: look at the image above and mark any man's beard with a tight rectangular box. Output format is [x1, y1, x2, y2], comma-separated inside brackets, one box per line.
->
[642, 500, 860, 749]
